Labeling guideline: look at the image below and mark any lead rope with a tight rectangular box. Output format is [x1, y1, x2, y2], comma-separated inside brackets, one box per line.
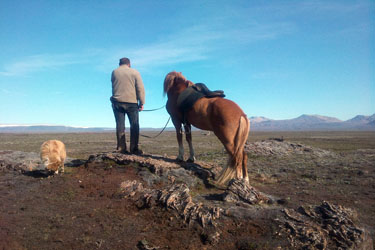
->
[142, 105, 166, 112]
[139, 104, 169, 138]
[140, 116, 171, 138]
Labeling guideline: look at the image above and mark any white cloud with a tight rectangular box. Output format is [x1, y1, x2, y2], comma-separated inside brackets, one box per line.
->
[0, 17, 295, 76]
[0, 53, 87, 77]
[0, 1, 370, 78]
[103, 21, 294, 73]
[1, 88, 27, 97]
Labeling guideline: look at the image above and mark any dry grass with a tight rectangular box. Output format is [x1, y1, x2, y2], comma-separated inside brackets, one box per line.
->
[0, 131, 374, 158]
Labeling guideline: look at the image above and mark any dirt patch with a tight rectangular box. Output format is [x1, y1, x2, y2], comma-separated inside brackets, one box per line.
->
[0, 151, 279, 250]
[1, 159, 211, 250]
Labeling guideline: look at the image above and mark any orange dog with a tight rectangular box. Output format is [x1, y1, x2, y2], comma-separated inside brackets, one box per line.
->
[40, 140, 66, 174]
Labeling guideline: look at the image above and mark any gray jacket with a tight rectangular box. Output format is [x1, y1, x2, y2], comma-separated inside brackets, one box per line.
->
[111, 65, 145, 105]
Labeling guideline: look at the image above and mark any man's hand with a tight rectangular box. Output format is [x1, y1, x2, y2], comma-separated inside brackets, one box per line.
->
[139, 104, 144, 111]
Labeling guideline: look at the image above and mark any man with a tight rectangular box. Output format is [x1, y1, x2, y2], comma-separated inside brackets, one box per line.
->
[111, 57, 145, 155]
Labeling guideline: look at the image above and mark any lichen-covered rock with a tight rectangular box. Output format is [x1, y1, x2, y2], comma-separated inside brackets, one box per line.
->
[277, 201, 373, 250]
[223, 179, 271, 204]
[0, 150, 41, 172]
[0, 150, 79, 173]
[88, 153, 183, 176]
[245, 140, 336, 157]
[137, 239, 160, 250]
[120, 180, 145, 198]
[120, 180, 222, 229]
[88, 152, 213, 188]
[157, 184, 222, 228]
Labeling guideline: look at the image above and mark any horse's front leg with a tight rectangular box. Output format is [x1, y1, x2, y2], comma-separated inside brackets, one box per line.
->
[184, 124, 195, 163]
[172, 119, 184, 162]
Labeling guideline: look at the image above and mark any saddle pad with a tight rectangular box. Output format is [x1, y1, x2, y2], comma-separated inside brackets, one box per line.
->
[176, 86, 205, 114]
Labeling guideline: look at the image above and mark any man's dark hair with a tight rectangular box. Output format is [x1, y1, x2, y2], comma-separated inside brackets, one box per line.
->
[119, 57, 130, 66]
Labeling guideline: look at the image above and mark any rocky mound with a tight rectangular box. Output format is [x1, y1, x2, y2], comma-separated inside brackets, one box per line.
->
[0, 150, 41, 172]
[245, 139, 336, 157]
[277, 202, 372, 249]
[0, 150, 372, 249]
[0, 150, 85, 175]
[87, 152, 372, 249]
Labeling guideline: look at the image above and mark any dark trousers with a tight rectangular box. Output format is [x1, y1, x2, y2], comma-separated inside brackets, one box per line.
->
[112, 101, 139, 153]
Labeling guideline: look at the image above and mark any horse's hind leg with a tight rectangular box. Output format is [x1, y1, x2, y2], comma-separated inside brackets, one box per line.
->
[172, 118, 184, 162]
[184, 124, 195, 163]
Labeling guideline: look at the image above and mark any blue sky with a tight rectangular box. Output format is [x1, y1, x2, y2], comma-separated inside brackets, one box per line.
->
[0, 0, 374, 128]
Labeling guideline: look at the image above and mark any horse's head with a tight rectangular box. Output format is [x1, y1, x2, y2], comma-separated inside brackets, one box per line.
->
[163, 71, 194, 96]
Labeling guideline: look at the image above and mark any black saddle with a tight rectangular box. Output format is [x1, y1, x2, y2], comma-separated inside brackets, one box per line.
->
[193, 83, 225, 98]
[177, 83, 225, 116]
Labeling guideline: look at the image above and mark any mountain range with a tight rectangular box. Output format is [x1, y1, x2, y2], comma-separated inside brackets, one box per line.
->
[0, 125, 114, 133]
[249, 114, 375, 131]
[0, 114, 374, 133]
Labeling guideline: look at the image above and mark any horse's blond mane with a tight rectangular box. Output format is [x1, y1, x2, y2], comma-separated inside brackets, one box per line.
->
[163, 71, 188, 95]
[186, 80, 195, 87]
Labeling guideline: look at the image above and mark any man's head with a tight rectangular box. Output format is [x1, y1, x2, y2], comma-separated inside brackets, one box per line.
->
[119, 57, 130, 66]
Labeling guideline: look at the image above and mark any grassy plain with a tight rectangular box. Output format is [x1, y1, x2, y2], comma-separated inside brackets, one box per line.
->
[1, 131, 374, 158]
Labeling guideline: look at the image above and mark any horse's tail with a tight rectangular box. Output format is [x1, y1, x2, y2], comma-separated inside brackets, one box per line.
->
[216, 115, 250, 185]
[234, 115, 250, 171]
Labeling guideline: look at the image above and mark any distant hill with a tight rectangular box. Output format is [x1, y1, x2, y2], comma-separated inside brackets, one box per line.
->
[292, 114, 342, 123]
[1, 114, 374, 132]
[346, 114, 375, 123]
[0, 125, 176, 133]
[0, 125, 114, 133]
[249, 114, 375, 131]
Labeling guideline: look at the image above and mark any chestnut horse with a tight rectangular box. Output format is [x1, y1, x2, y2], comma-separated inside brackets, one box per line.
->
[163, 71, 250, 185]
